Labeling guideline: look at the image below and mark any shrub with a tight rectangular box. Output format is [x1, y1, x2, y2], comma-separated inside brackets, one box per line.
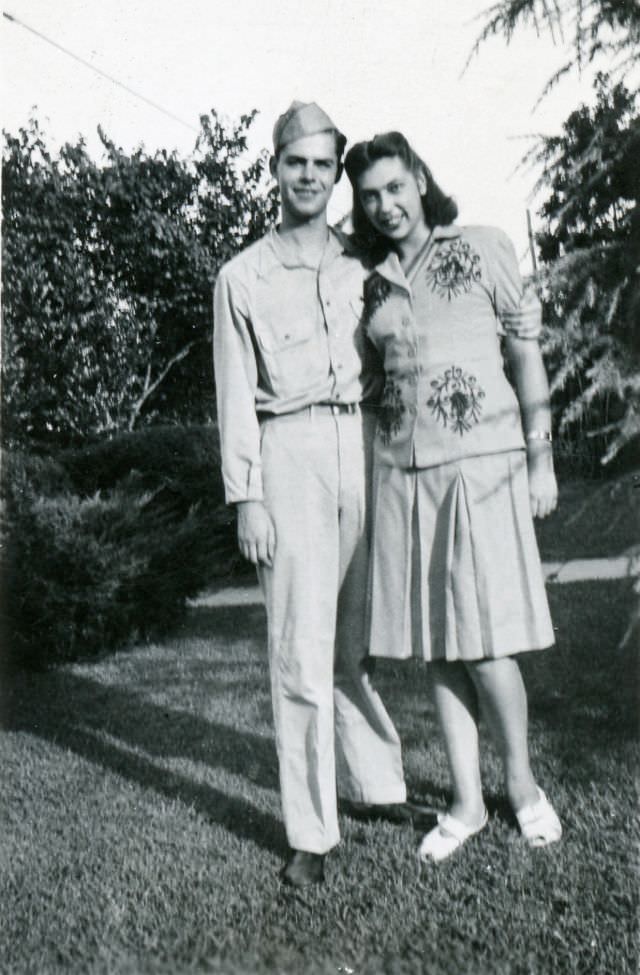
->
[1, 426, 237, 669]
[59, 424, 221, 497]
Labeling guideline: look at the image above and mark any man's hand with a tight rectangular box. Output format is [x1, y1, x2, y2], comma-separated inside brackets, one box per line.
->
[236, 501, 276, 566]
[527, 447, 558, 519]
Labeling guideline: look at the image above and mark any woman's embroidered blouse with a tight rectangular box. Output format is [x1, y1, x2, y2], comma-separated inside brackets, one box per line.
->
[362, 224, 542, 469]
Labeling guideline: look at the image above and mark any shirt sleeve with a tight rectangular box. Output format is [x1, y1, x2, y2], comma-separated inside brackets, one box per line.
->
[490, 228, 542, 340]
[213, 268, 264, 504]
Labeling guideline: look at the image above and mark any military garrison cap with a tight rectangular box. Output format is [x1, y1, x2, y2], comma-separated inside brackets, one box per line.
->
[272, 100, 346, 154]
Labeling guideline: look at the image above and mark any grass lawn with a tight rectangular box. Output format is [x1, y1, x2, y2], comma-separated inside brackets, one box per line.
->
[534, 469, 638, 561]
[1, 576, 637, 975]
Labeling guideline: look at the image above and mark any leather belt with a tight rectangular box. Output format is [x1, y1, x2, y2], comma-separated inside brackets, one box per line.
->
[314, 402, 358, 415]
[257, 402, 359, 422]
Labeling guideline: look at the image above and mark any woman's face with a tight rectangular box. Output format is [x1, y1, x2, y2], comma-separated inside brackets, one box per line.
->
[356, 155, 427, 244]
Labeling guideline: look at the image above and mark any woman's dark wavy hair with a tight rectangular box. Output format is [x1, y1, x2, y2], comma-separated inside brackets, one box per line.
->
[344, 131, 458, 262]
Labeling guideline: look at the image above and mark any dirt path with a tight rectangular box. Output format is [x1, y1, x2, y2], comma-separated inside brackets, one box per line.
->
[191, 554, 638, 608]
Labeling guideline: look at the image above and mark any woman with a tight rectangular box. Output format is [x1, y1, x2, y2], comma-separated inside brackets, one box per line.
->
[344, 132, 562, 862]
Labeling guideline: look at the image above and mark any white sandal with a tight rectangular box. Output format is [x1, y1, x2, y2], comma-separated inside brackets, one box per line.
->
[515, 788, 562, 847]
[418, 809, 488, 863]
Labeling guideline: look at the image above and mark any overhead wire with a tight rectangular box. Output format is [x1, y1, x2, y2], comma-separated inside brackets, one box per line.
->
[3, 10, 199, 133]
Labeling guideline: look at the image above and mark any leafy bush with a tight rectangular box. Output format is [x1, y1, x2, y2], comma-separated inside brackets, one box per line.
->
[1, 426, 237, 669]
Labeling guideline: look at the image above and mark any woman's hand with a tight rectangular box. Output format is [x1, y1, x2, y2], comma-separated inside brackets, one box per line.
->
[527, 446, 558, 519]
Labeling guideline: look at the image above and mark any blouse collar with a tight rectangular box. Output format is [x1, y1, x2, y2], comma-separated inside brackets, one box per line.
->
[372, 224, 461, 292]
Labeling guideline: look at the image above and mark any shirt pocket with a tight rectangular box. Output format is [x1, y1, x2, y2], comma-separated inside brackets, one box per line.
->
[252, 293, 317, 354]
[251, 286, 324, 395]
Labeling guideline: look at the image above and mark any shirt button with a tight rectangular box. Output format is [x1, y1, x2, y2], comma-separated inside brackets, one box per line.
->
[336, 363, 344, 370]
[407, 347, 416, 359]
[409, 405, 417, 416]
[402, 316, 412, 328]
[335, 392, 341, 400]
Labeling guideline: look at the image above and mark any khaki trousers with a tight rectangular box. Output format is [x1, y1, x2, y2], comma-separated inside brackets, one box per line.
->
[258, 406, 406, 854]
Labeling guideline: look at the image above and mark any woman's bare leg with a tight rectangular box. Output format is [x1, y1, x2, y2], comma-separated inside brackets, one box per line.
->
[430, 660, 486, 827]
[466, 657, 538, 811]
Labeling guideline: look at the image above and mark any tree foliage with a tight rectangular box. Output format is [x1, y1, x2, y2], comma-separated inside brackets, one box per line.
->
[471, 0, 640, 95]
[530, 75, 639, 463]
[1, 112, 278, 447]
[475, 1, 640, 465]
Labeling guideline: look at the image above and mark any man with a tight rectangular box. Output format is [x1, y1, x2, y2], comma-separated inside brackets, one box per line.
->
[213, 101, 407, 887]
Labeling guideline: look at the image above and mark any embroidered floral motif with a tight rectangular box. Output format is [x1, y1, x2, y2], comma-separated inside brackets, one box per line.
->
[377, 378, 406, 444]
[363, 273, 392, 327]
[425, 238, 482, 300]
[427, 366, 485, 435]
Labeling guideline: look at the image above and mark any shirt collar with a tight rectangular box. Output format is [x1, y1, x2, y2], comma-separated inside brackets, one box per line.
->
[257, 226, 349, 277]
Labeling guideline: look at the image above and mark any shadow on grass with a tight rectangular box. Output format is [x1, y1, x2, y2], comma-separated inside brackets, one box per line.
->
[3, 583, 636, 858]
[2, 615, 286, 855]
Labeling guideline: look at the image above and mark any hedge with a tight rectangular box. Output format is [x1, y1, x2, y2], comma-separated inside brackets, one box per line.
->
[1, 425, 238, 669]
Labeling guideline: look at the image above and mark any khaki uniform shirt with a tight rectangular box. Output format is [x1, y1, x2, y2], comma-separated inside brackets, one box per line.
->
[213, 228, 381, 503]
[363, 224, 542, 469]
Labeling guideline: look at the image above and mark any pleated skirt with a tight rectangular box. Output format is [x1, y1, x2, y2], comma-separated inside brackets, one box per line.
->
[368, 450, 555, 661]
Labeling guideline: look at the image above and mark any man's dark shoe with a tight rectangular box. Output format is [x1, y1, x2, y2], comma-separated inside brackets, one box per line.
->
[341, 800, 416, 825]
[280, 850, 325, 887]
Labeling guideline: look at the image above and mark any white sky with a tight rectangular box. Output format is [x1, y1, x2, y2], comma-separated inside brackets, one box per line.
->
[2, 0, 601, 261]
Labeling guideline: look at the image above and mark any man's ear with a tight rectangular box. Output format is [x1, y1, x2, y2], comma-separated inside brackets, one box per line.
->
[335, 160, 344, 184]
[269, 155, 278, 179]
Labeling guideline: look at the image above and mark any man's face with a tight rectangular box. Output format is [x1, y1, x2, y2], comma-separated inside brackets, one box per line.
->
[272, 132, 340, 222]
